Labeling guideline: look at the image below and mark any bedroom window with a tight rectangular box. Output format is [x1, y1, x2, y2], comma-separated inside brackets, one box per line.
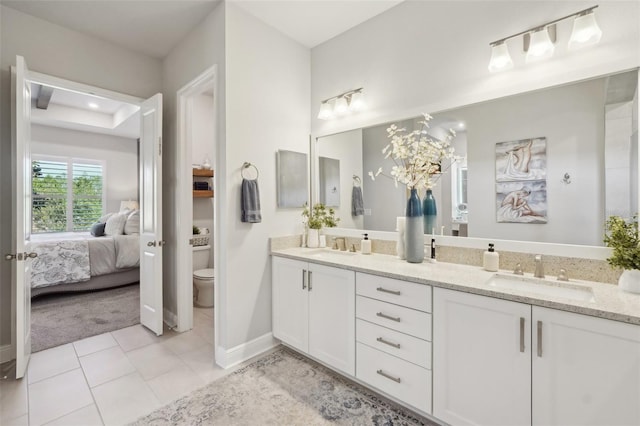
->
[32, 157, 105, 233]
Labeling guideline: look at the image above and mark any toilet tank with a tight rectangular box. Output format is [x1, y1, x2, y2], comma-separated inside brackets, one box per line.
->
[192, 245, 211, 270]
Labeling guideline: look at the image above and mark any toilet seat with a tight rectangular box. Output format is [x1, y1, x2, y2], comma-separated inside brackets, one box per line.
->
[194, 268, 214, 279]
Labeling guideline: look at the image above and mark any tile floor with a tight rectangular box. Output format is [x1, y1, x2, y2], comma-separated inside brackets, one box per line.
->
[0, 307, 232, 426]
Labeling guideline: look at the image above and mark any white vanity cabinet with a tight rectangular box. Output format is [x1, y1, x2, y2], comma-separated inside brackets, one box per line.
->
[434, 287, 640, 426]
[433, 288, 532, 426]
[355, 273, 433, 413]
[532, 306, 640, 426]
[272, 256, 355, 376]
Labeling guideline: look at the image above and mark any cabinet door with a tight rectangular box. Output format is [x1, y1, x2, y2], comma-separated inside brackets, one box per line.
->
[272, 257, 309, 352]
[433, 288, 531, 426]
[533, 307, 640, 426]
[308, 263, 355, 376]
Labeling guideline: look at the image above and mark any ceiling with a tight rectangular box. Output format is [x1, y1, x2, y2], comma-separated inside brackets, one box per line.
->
[31, 83, 141, 138]
[1, 0, 403, 57]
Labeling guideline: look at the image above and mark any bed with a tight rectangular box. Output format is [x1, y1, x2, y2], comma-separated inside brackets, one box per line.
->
[30, 211, 141, 297]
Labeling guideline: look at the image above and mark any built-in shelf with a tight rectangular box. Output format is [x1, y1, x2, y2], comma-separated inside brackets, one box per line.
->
[193, 168, 214, 198]
[193, 169, 214, 177]
[193, 190, 214, 198]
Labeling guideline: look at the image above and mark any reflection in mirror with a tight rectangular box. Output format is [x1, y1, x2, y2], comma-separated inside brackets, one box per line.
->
[319, 156, 340, 207]
[315, 69, 638, 246]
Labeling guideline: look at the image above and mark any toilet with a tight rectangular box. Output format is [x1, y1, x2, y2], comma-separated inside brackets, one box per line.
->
[193, 245, 214, 307]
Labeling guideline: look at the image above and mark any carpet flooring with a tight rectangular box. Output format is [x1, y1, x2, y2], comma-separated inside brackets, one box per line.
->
[31, 283, 140, 353]
[131, 347, 436, 426]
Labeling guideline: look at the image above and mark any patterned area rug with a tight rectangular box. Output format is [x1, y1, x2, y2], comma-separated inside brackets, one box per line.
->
[31, 284, 139, 352]
[131, 347, 436, 426]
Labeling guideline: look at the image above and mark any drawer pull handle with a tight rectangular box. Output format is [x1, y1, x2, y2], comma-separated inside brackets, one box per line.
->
[377, 337, 401, 349]
[376, 312, 401, 322]
[377, 369, 401, 383]
[376, 287, 401, 296]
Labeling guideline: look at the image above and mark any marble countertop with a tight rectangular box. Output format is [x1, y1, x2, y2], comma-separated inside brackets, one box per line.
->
[271, 247, 640, 326]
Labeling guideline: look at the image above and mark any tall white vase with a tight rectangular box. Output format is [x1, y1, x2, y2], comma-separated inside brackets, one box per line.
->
[618, 269, 640, 294]
[307, 229, 320, 248]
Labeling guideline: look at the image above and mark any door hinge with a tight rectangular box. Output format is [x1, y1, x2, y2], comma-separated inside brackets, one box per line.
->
[158, 136, 162, 156]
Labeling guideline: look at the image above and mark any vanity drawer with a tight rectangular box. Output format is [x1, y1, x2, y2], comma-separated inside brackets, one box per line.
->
[356, 296, 432, 341]
[357, 342, 432, 414]
[356, 319, 431, 369]
[356, 273, 431, 312]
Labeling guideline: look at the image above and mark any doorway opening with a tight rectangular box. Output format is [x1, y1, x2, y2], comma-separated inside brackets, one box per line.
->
[175, 66, 218, 356]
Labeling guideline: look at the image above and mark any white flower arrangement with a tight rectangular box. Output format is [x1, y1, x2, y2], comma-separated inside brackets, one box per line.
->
[369, 113, 458, 190]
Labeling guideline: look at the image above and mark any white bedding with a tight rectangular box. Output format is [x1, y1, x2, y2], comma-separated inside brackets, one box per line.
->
[30, 233, 140, 288]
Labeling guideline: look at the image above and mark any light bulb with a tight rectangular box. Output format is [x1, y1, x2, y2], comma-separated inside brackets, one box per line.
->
[334, 96, 349, 115]
[569, 10, 602, 49]
[349, 91, 365, 111]
[317, 102, 334, 120]
[526, 27, 555, 63]
[488, 42, 513, 72]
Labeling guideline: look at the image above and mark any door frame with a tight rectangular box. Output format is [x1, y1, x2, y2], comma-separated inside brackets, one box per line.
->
[11, 69, 148, 361]
[175, 66, 219, 347]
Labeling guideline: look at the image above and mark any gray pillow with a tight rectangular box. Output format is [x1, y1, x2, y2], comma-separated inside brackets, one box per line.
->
[124, 210, 140, 235]
[90, 222, 106, 237]
[104, 212, 127, 236]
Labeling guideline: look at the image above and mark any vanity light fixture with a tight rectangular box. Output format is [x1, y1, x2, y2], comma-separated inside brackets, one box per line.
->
[317, 88, 365, 120]
[488, 5, 601, 72]
[88, 102, 99, 109]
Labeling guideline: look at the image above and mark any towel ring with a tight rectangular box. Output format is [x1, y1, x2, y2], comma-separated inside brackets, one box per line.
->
[353, 175, 362, 186]
[242, 162, 259, 179]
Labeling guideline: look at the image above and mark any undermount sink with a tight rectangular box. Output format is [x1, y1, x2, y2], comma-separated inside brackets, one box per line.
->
[305, 248, 358, 257]
[485, 274, 595, 302]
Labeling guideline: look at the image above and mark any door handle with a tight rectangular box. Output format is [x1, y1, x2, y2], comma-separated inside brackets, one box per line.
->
[520, 317, 525, 353]
[308, 270, 312, 291]
[537, 320, 543, 357]
[26, 252, 38, 258]
[302, 269, 307, 290]
[377, 337, 401, 349]
[376, 369, 401, 383]
[4, 254, 16, 261]
[376, 287, 401, 296]
[147, 241, 156, 247]
[158, 240, 166, 246]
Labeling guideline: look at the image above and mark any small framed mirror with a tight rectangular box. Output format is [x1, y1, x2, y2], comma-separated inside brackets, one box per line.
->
[276, 150, 308, 208]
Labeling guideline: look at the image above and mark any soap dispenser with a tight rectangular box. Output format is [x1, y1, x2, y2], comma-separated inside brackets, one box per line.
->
[483, 243, 499, 272]
[361, 233, 372, 255]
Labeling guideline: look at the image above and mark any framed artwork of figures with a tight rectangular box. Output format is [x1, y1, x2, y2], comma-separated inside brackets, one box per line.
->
[495, 138, 547, 223]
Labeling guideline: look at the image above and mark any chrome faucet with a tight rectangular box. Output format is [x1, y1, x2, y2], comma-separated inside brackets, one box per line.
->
[534, 255, 545, 279]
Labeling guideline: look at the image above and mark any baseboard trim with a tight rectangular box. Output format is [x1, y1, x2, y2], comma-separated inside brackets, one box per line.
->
[163, 308, 178, 329]
[216, 332, 278, 369]
[0, 344, 15, 363]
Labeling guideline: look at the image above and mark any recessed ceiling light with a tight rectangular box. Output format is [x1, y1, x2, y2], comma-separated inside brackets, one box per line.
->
[88, 102, 99, 109]
[458, 122, 465, 129]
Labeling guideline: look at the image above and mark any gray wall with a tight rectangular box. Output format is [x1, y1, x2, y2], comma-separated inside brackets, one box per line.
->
[0, 5, 162, 351]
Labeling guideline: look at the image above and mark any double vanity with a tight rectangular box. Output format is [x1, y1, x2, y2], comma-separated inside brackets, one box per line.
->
[271, 246, 640, 426]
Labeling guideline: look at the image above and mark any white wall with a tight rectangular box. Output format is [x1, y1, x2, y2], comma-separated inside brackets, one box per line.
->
[0, 5, 162, 350]
[316, 129, 363, 229]
[31, 125, 138, 215]
[161, 2, 226, 333]
[311, 1, 640, 138]
[224, 3, 310, 348]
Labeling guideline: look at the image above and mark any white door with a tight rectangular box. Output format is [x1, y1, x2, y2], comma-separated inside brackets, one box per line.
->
[10, 56, 33, 379]
[139, 94, 164, 335]
[433, 288, 531, 426]
[533, 307, 640, 426]
[272, 257, 309, 352]
[308, 263, 355, 375]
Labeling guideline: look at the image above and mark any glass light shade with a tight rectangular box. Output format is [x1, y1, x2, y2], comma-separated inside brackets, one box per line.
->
[334, 96, 349, 115]
[349, 91, 365, 111]
[317, 102, 334, 120]
[526, 28, 555, 63]
[488, 42, 513, 72]
[569, 11, 602, 49]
